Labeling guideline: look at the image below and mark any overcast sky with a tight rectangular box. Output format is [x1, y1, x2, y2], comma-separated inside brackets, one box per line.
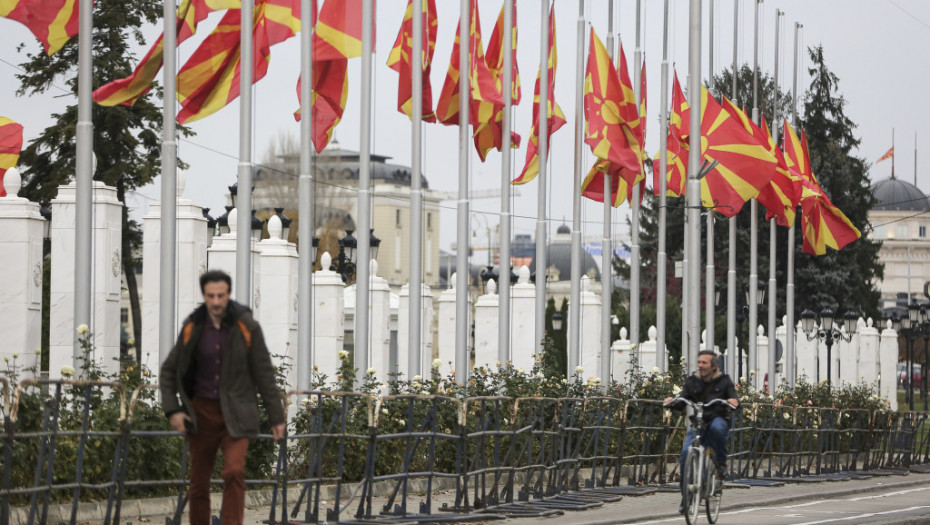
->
[1, 0, 928, 254]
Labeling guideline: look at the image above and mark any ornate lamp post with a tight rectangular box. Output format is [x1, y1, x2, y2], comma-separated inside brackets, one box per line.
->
[800, 308, 858, 392]
[893, 301, 927, 411]
[332, 229, 380, 283]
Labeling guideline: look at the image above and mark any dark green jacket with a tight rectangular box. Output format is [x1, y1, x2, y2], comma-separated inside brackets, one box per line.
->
[159, 301, 285, 438]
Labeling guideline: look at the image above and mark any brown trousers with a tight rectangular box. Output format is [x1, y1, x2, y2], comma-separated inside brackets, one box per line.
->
[187, 397, 249, 525]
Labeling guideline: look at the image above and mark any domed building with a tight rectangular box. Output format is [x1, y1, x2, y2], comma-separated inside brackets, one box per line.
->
[868, 175, 930, 311]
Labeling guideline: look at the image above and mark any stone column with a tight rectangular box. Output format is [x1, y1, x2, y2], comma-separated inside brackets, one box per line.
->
[570, 275, 602, 381]
[436, 274, 458, 373]
[142, 170, 208, 381]
[510, 266, 535, 372]
[611, 328, 632, 381]
[206, 208, 261, 319]
[756, 325, 769, 392]
[838, 323, 860, 385]
[796, 321, 819, 383]
[880, 320, 898, 410]
[312, 252, 345, 385]
[473, 279, 499, 369]
[638, 326, 658, 372]
[856, 318, 880, 387]
[367, 259, 391, 383]
[258, 214, 298, 388]
[50, 180, 122, 378]
[0, 168, 44, 379]
[398, 282, 436, 378]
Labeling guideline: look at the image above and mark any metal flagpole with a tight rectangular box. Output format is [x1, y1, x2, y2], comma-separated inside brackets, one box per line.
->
[726, 0, 738, 378]
[410, 0, 425, 377]
[498, 0, 515, 366]
[748, 0, 761, 389]
[159, 0, 178, 367]
[767, 9, 782, 392]
[569, 0, 585, 375]
[686, 0, 703, 368]
[455, 0, 471, 385]
[656, 0, 670, 372]
[297, 0, 315, 391]
[630, 0, 643, 355]
[74, 0, 93, 361]
[705, 0, 715, 355]
[236, 0, 254, 306]
[356, 0, 374, 375]
[535, 0, 550, 364]
[602, 1, 614, 382]
[786, 21, 801, 386]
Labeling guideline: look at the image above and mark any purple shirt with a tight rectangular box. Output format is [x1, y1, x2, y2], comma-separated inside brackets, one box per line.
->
[193, 321, 228, 400]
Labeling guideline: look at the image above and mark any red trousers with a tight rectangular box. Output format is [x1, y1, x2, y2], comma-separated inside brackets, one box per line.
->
[187, 397, 249, 525]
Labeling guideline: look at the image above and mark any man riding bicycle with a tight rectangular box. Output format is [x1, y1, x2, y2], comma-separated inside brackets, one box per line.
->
[664, 350, 739, 515]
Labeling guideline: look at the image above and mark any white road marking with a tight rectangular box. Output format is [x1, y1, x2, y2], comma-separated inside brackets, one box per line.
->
[792, 505, 930, 525]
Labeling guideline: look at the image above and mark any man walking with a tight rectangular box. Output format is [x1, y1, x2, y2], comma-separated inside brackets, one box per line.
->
[160, 270, 285, 525]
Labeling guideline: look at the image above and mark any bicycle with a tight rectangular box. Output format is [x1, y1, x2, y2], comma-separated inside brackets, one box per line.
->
[665, 397, 737, 525]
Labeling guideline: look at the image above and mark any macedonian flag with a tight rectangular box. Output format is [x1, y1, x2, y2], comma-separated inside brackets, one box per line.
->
[1, 0, 78, 55]
[386, 0, 438, 122]
[0, 116, 24, 197]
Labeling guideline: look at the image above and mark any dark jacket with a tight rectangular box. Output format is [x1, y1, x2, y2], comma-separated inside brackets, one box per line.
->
[159, 300, 286, 438]
[678, 370, 738, 423]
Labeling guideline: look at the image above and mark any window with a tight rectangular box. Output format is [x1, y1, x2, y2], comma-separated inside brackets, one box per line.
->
[874, 226, 885, 239]
[396, 209, 401, 227]
[120, 308, 129, 324]
[920, 225, 927, 238]
[427, 212, 432, 229]
[897, 225, 909, 238]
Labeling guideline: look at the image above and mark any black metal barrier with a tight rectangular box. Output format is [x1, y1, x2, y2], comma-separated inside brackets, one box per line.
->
[2, 380, 930, 524]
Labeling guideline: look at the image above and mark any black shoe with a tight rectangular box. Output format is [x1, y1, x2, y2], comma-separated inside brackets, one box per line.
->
[717, 464, 727, 480]
[679, 499, 686, 514]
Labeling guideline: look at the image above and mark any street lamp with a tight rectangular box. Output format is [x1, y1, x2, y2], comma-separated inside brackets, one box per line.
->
[216, 206, 233, 236]
[331, 229, 380, 283]
[736, 304, 750, 379]
[800, 308, 857, 391]
[552, 312, 564, 331]
[273, 207, 291, 241]
[202, 208, 216, 242]
[250, 210, 263, 242]
[895, 301, 929, 410]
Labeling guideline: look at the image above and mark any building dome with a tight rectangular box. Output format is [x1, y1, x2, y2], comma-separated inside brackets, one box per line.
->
[529, 235, 600, 282]
[871, 177, 930, 212]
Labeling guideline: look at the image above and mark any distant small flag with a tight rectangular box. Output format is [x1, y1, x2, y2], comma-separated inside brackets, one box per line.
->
[876, 147, 894, 163]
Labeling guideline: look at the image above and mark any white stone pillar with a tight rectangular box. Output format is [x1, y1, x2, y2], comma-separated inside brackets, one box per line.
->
[880, 320, 898, 410]
[398, 282, 436, 378]
[436, 275, 458, 372]
[142, 171, 208, 381]
[50, 181, 122, 379]
[258, 214, 299, 389]
[0, 168, 44, 379]
[206, 208, 261, 318]
[638, 326, 658, 373]
[473, 279, 499, 369]
[611, 328, 632, 382]
[796, 321, 819, 384]
[570, 275, 602, 381]
[367, 259, 391, 383]
[857, 318, 880, 387]
[838, 322, 860, 385]
[313, 252, 345, 385]
[756, 325, 770, 392]
[510, 266, 536, 373]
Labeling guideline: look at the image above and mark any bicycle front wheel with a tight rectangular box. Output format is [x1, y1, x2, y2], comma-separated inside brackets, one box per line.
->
[683, 448, 701, 525]
[704, 459, 722, 523]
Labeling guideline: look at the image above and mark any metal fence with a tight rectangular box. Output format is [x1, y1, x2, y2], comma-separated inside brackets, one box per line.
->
[1, 380, 927, 524]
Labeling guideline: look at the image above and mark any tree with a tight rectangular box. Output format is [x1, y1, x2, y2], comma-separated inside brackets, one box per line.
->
[14, 0, 194, 362]
[796, 46, 882, 319]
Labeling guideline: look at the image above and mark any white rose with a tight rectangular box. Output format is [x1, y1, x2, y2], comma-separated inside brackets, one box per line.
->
[61, 365, 76, 378]
[536, 372, 544, 379]
[575, 366, 584, 374]
[366, 367, 376, 376]
[517, 368, 524, 375]
[432, 359, 442, 368]
[76, 324, 89, 335]
[651, 367, 660, 374]
[412, 375, 423, 382]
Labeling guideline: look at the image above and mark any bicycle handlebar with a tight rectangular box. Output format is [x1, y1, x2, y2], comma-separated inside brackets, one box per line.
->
[664, 397, 737, 410]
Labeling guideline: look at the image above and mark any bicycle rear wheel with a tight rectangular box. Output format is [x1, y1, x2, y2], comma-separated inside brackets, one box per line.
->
[683, 448, 701, 525]
[704, 459, 722, 523]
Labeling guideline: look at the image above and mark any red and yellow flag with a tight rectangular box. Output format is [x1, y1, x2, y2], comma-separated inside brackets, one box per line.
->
[512, 4, 563, 185]
[581, 30, 644, 206]
[783, 121, 860, 255]
[0, 116, 24, 197]
[1, 0, 78, 55]
[94, 0, 239, 107]
[485, 0, 520, 104]
[312, 0, 369, 61]
[176, 0, 301, 124]
[386, 0, 438, 122]
[652, 73, 688, 198]
[876, 146, 893, 163]
[472, 0, 520, 161]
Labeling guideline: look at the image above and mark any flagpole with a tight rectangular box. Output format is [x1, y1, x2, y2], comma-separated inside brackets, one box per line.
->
[705, 0, 715, 355]
[297, 0, 314, 392]
[356, 0, 374, 376]
[727, 0, 738, 378]
[602, 0, 614, 383]
[569, 0, 585, 375]
[498, 0, 515, 366]
[236, 0, 254, 307]
[535, 0, 550, 364]
[409, 0, 425, 378]
[892, 128, 896, 179]
[786, 21, 801, 387]
[455, 0, 471, 385]
[656, 0, 670, 372]
[159, 0, 178, 371]
[748, 0, 761, 390]
[686, 0, 704, 368]
[630, 0, 643, 357]
[767, 9, 783, 393]
[74, 0, 93, 363]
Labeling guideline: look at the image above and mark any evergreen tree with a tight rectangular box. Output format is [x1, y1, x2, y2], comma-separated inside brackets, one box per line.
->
[14, 0, 194, 361]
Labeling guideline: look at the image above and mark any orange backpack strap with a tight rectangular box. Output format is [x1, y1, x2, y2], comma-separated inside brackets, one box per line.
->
[182, 322, 194, 345]
[237, 319, 252, 351]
